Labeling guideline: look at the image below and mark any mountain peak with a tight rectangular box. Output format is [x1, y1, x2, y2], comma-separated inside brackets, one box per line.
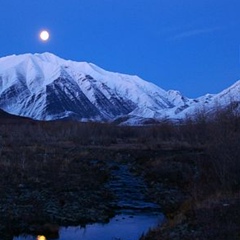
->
[0, 53, 239, 124]
[34, 52, 64, 62]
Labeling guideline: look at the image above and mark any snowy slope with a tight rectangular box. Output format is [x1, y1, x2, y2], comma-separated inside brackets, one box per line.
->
[0, 53, 174, 121]
[0, 52, 239, 123]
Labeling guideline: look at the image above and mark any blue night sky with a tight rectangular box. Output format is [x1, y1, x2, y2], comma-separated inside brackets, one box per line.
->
[1, 0, 240, 98]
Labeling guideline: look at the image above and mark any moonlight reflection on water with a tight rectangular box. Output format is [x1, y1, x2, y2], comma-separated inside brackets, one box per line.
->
[15, 213, 164, 240]
[37, 236, 46, 240]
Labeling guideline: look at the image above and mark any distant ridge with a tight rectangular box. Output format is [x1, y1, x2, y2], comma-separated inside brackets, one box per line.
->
[0, 109, 23, 119]
[0, 108, 33, 124]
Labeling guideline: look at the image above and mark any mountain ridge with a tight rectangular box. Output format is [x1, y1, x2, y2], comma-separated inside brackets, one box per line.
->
[0, 52, 239, 124]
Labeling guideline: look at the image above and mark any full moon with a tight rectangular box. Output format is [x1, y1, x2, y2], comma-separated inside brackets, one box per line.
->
[40, 30, 50, 41]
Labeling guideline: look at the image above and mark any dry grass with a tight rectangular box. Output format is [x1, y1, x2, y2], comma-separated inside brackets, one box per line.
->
[0, 105, 239, 239]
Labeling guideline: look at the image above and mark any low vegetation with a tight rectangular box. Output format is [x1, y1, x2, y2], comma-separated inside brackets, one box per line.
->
[140, 104, 240, 240]
[0, 103, 239, 239]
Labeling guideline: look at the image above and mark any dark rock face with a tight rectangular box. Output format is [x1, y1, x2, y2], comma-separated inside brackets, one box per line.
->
[45, 77, 102, 119]
[0, 70, 137, 121]
[80, 76, 137, 118]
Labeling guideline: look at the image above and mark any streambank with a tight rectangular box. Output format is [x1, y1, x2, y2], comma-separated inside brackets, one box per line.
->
[14, 160, 165, 240]
[1, 147, 167, 239]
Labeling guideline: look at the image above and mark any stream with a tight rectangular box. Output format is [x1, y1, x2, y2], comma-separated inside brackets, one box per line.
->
[15, 213, 163, 240]
[14, 162, 164, 240]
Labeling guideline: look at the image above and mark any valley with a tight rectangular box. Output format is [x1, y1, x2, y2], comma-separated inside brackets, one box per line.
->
[0, 52, 240, 239]
[0, 107, 239, 239]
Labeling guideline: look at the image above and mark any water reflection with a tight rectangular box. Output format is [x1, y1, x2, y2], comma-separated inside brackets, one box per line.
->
[15, 213, 164, 240]
[37, 236, 46, 240]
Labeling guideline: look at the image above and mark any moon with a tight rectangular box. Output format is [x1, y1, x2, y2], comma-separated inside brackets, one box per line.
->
[40, 30, 50, 41]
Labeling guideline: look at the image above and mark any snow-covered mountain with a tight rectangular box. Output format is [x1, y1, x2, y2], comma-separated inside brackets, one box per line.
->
[0, 52, 239, 124]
